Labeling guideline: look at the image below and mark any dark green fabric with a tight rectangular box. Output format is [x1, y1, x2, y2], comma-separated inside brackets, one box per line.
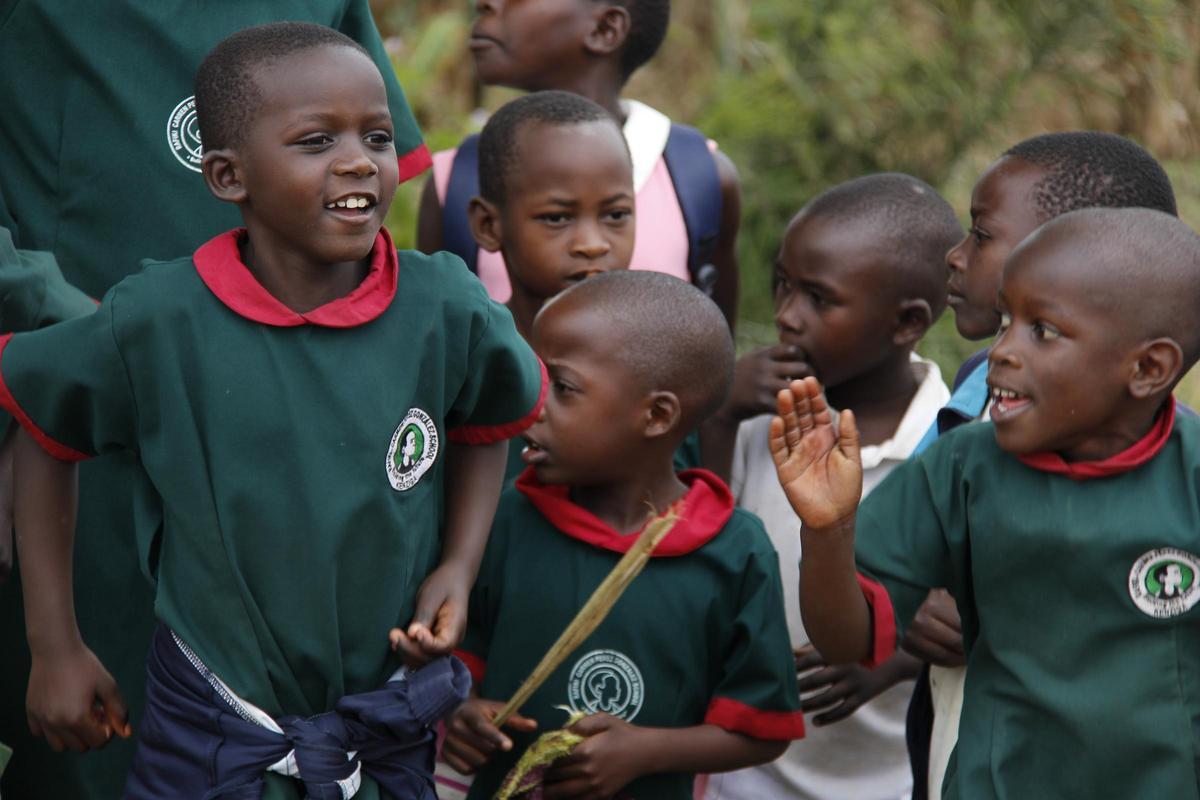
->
[461, 491, 801, 800]
[0, 226, 95, 333]
[0, 4, 428, 797]
[856, 419, 1200, 799]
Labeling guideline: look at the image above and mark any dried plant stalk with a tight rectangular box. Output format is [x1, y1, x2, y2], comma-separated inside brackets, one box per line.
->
[491, 509, 679, 728]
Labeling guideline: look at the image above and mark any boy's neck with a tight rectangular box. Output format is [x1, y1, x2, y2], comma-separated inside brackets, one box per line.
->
[825, 352, 922, 448]
[536, 72, 626, 123]
[506, 287, 543, 342]
[568, 460, 688, 535]
[240, 235, 369, 314]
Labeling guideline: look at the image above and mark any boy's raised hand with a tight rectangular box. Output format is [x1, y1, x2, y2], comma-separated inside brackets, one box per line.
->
[769, 377, 862, 530]
[442, 698, 538, 774]
[27, 641, 130, 752]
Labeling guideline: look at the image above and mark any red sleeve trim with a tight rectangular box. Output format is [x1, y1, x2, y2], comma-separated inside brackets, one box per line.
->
[453, 649, 486, 685]
[856, 572, 897, 669]
[704, 697, 805, 741]
[0, 334, 90, 462]
[397, 143, 433, 184]
[448, 359, 548, 445]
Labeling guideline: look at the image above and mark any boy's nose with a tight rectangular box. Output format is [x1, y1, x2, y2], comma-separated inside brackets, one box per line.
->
[946, 234, 969, 273]
[570, 226, 611, 260]
[333, 146, 378, 178]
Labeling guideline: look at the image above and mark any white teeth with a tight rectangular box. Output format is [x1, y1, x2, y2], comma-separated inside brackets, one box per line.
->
[327, 196, 371, 210]
[992, 388, 1022, 400]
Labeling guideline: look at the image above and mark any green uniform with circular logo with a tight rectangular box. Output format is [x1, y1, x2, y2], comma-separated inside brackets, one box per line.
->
[0, 3, 430, 795]
[0, 231, 541, 800]
[459, 470, 806, 800]
[854, 418, 1200, 799]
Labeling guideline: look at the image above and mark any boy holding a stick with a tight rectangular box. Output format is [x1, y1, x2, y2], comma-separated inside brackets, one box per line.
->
[444, 271, 805, 799]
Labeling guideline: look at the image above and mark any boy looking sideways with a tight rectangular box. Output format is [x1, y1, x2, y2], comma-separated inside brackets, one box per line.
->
[419, 0, 742, 329]
[444, 271, 804, 799]
[905, 131, 1179, 800]
[3, 22, 542, 800]
[702, 175, 961, 800]
[775, 207, 1200, 799]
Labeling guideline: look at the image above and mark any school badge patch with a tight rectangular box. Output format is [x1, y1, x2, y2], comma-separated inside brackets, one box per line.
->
[167, 95, 203, 173]
[1128, 548, 1200, 618]
[566, 649, 644, 721]
[385, 408, 439, 491]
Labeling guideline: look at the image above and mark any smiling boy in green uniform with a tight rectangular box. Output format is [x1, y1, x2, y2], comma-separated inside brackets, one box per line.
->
[773, 207, 1200, 798]
[1, 22, 542, 800]
[442, 271, 804, 799]
[0, 4, 433, 797]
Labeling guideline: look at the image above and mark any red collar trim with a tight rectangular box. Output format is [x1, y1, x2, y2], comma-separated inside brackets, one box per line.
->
[1017, 396, 1176, 480]
[514, 469, 735, 556]
[192, 228, 398, 328]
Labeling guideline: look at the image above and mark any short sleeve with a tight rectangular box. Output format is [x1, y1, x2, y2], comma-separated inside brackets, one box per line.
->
[446, 300, 545, 446]
[0, 224, 96, 332]
[337, 0, 431, 183]
[0, 288, 137, 460]
[855, 439, 967, 653]
[704, 520, 806, 741]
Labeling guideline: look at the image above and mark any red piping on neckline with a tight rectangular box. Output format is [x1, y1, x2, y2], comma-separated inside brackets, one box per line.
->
[857, 572, 897, 669]
[704, 697, 806, 741]
[398, 143, 433, 183]
[192, 227, 399, 328]
[1017, 396, 1176, 480]
[515, 468, 735, 556]
[448, 360, 548, 445]
[0, 334, 91, 462]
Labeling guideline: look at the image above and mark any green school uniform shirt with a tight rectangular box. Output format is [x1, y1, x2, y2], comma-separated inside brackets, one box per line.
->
[460, 469, 805, 800]
[853, 406, 1200, 799]
[0, 3, 429, 795]
[0, 228, 543, 799]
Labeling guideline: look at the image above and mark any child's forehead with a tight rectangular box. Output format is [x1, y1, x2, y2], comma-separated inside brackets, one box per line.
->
[249, 45, 384, 111]
[781, 212, 894, 276]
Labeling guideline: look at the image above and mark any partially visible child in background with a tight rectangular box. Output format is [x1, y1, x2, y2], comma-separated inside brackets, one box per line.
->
[904, 131, 1179, 800]
[702, 174, 961, 800]
[778, 206, 1200, 800]
[418, 0, 742, 329]
[444, 271, 804, 799]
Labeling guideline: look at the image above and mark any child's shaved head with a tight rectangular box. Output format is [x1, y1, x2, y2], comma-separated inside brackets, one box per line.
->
[1003, 132, 1177, 222]
[799, 173, 961, 318]
[478, 90, 625, 204]
[548, 270, 734, 428]
[195, 22, 370, 151]
[1017, 208, 1200, 364]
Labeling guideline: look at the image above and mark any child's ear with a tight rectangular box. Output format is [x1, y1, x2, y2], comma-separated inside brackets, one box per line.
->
[642, 391, 682, 439]
[1129, 338, 1184, 399]
[201, 149, 247, 204]
[583, 4, 631, 58]
[892, 298, 934, 347]
[468, 197, 504, 254]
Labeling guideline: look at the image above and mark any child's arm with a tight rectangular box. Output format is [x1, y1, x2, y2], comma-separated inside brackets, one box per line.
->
[710, 151, 742, 331]
[541, 714, 786, 799]
[14, 429, 130, 751]
[769, 377, 873, 665]
[390, 439, 507, 665]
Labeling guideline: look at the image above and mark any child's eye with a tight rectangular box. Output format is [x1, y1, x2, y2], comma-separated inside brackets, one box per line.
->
[969, 226, 991, 246]
[296, 134, 333, 148]
[605, 208, 632, 223]
[997, 311, 1012, 332]
[553, 380, 575, 396]
[537, 213, 570, 225]
[1031, 321, 1060, 341]
[364, 131, 394, 147]
[808, 290, 831, 308]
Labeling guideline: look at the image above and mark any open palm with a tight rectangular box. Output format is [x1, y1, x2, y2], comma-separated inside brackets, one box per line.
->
[769, 378, 863, 530]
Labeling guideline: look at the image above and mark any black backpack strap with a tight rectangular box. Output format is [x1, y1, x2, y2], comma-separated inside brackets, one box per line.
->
[441, 133, 481, 272]
[661, 123, 723, 296]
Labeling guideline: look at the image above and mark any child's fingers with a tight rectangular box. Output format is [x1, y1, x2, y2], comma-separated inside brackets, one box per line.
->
[501, 712, 538, 734]
[389, 629, 432, 669]
[442, 735, 491, 772]
[837, 409, 860, 462]
[98, 679, 130, 739]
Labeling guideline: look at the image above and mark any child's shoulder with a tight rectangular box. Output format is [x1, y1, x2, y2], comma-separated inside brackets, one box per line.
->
[395, 247, 485, 298]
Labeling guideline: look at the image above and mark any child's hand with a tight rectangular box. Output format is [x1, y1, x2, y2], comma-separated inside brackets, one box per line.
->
[542, 713, 647, 800]
[724, 345, 813, 422]
[389, 562, 470, 668]
[902, 589, 965, 667]
[442, 698, 538, 774]
[769, 377, 862, 530]
[794, 645, 912, 726]
[27, 642, 130, 752]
